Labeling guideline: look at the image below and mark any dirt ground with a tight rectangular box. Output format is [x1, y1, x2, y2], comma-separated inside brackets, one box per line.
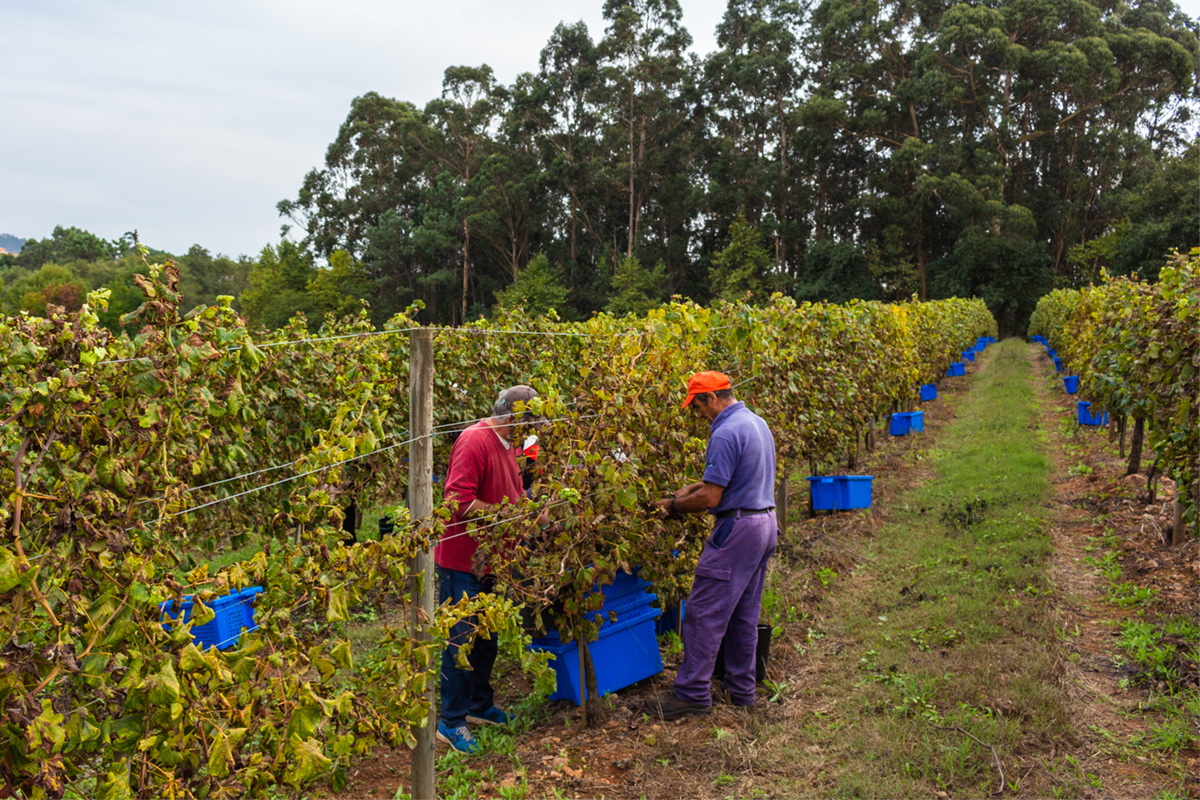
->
[1030, 347, 1199, 799]
[327, 344, 1198, 800]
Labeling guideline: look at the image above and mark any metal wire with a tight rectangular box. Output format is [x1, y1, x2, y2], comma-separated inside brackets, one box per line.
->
[93, 320, 740, 366]
[95, 327, 422, 365]
[121, 412, 599, 532]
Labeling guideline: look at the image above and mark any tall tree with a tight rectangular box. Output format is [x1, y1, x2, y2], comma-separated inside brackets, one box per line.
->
[598, 0, 698, 287]
[703, 0, 806, 278]
[16, 226, 116, 270]
[419, 66, 508, 323]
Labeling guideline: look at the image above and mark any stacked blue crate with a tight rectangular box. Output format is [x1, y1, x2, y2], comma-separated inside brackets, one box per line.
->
[530, 570, 663, 704]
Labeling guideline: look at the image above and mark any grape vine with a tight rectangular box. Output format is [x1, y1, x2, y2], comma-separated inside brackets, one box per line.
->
[1, 249, 995, 796]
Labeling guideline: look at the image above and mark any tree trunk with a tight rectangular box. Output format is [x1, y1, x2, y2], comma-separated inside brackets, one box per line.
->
[580, 635, 606, 727]
[917, 206, 928, 301]
[577, 634, 587, 728]
[1147, 456, 1160, 503]
[461, 220, 471, 324]
[627, 89, 636, 260]
[1125, 417, 1144, 476]
[570, 208, 578, 264]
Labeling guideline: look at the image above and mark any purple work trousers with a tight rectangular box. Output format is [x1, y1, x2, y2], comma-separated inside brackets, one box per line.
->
[674, 510, 777, 706]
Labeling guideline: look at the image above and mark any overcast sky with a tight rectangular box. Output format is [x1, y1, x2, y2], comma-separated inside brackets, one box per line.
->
[2, 0, 1197, 259]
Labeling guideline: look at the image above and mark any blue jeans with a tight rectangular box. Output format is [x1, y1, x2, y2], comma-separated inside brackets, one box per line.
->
[438, 566, 498, 727]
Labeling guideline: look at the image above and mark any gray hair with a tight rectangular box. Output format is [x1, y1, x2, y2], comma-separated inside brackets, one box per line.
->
[493, 384, 538, 419]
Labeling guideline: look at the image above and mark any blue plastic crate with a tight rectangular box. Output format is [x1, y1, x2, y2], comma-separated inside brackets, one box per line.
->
[536, 589, 658, 642]
[160, 586, 262, 650]
[1031, 335, 1046, 344]
[1077, 401, 1108, 426]
[962, 350, 975, 362]
[592, 568, 651, 605]
[530, 605, 663, 704]
[919, 384, 937, 402]
[890, 411, 924, 436]
[1047, 348, 1057, 359]
[1054, 358, 1064, 373]
[1062, 375, 1079, 394]
[947, 362, 966, 377]
[975, 338, 989, 350]
[807, 475, 873, 511]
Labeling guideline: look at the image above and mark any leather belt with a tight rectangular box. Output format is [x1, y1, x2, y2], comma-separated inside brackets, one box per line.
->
[713, 507, 774, 519]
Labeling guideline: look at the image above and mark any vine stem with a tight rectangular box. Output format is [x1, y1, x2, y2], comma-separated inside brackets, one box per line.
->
[11, 434, 62, 630]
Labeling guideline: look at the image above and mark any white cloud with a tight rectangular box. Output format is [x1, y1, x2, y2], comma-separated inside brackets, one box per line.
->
[3, 0, 720, 256]
[3, 0, 1193, 257]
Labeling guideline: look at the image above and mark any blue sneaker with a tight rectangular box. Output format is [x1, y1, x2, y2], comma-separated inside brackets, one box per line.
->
[466, 706, 512, 726]
[436, 720, 478, 754]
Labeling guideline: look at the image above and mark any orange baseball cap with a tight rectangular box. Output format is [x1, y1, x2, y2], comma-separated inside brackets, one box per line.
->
[681, 371, 732, 408]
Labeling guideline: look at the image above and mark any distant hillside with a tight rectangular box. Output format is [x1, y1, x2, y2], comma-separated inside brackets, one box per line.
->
[0, 233, 25, 254]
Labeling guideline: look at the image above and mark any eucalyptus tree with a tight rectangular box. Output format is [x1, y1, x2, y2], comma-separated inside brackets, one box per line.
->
[702, 0, 806, 280]
[597, 0, 700, 290]
[419, 66, 509, 323]
[277, 93, 425, 262]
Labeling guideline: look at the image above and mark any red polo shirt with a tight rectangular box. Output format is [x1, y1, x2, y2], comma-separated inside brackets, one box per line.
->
[434, 420, 523, 573]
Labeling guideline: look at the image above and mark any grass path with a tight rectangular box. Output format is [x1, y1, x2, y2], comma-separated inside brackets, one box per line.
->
[761, 339, 1082, 798]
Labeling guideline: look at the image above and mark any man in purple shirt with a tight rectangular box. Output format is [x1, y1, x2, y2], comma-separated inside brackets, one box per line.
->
[647, 371, 778, 719]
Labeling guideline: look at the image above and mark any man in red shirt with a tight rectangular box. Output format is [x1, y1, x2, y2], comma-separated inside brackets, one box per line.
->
[435, 384, 546, 753]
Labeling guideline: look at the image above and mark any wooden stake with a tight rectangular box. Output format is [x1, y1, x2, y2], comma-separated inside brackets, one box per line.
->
[578, 631, 588, 727]
[408, 329, 436, 800]
[1172, 497, 1185, 547]
[776, 478, 789, 537]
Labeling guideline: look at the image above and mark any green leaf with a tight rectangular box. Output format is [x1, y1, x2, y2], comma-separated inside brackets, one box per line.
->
[0, 547, 40, 594]
[146, 661, 181, 706]
[286, 703, 323, 742]
[97, 763, 134, 800]
[138, 404, 161, 428]
[28, 699, 66, 753]
[207, 728, 233, 778]
[615, 486, 638, 510]
[326, 585, 350, 623]
[285, 737, 333, 786]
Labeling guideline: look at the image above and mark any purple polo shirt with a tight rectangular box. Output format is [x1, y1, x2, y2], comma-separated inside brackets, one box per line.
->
[702, 401, 777, 514]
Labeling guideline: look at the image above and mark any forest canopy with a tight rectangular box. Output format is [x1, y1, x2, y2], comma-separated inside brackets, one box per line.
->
[4, 0, 1197, 335]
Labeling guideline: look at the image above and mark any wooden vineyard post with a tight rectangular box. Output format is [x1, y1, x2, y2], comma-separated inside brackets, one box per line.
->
[776, 478, 788, 536]
[408, 329, 436, 800]
[578, 641, 587, 728]
[1171, 496, 1185, 546]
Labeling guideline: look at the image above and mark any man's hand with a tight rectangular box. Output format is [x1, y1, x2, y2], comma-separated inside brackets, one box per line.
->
[653, 497, 679, 519]
[654, 482, 724, 519]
